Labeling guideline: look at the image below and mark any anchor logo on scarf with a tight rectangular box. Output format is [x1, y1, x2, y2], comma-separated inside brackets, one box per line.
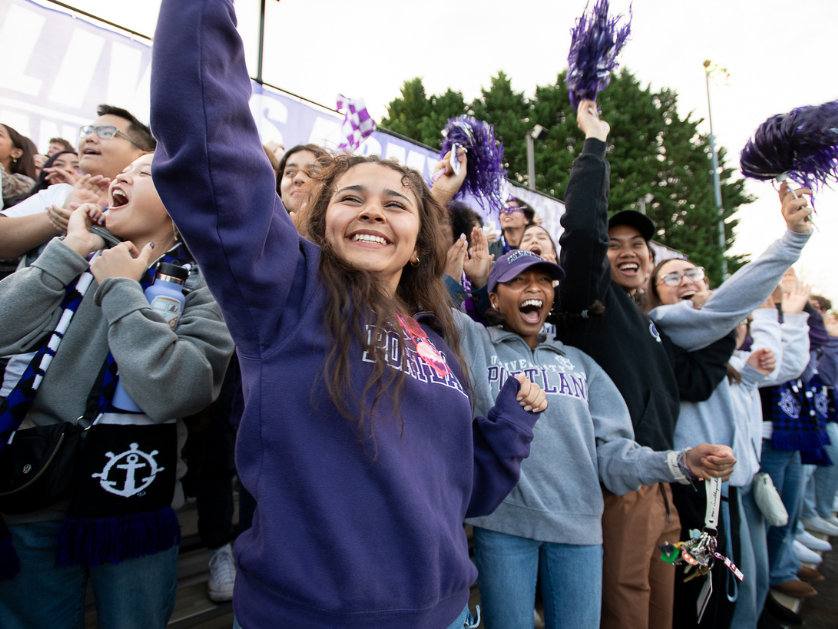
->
[56, 422, 180, 568]
[92, 443, 165, 498]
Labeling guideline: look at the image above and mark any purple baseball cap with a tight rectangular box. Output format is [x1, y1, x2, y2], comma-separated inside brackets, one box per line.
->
[488, 250, 566, 293]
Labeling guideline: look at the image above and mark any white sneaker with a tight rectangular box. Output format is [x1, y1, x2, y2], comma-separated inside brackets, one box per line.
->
[208, 543, 236, 603]
[794, 540, 823, 564]
[801, 515, 838, 536]
[797, 529, 833, 552]
[823, 514, 838, 529]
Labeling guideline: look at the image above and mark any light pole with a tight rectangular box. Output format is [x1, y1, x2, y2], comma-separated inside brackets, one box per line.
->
[256, 0, 267, 83]
[526, 124, 548, 191]
[637, 193, 653, 215]
[703, 60, 727, 278]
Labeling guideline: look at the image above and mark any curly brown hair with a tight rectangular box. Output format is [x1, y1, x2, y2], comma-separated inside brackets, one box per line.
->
[303, 154, 470, 452]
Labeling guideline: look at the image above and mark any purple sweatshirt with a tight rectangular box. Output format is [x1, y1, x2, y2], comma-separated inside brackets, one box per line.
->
[149, 1, 537, 627]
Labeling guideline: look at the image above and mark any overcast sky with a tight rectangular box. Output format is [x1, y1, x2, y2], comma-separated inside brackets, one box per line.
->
[62, 0, 838, 301]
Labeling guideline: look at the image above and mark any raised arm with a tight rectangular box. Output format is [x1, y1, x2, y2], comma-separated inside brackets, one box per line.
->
[150, 0, 312, 356]
[558, 101, 612, 314]
[648, 185, 812, 351]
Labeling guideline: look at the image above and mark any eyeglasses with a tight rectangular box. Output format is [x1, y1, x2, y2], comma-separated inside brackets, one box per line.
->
[79, 125, 143, 150]
[500, 206, 523, 215]
[658, 266, 705, 287]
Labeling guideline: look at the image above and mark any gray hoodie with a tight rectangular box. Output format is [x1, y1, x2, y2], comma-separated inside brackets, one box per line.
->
[457, 312, 682, 545]
[648, 229, 810, 352]
[0, 238, 234, 524]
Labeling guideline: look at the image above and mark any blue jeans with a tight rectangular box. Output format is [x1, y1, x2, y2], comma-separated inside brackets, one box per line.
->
[814, 422, 838, 518]
[0, 520, 178, 629]
[760, 440, 804, 586]
[801, 464, 819, 519]
[233, 605, 479, 629]
[730, 482, 769, 628]
[473, 527, 602, 629]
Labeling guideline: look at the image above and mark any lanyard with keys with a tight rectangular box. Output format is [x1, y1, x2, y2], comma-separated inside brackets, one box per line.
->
[658, 477, 744, 622]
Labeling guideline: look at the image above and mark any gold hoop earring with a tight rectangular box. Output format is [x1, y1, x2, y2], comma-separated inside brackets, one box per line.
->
[410, 257, 419, 268]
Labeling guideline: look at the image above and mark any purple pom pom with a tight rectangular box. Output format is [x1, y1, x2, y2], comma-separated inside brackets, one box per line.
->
[566, 0, 632, 110]
[740, 99, 838, 193]
[440, 116, 507, 213]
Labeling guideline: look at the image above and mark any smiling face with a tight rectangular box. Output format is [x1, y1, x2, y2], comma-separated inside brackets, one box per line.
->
[324, 162, 420, 295]
[654, 259, 704, 305]
[519, 225, 556, 259]
[78, 114, 145, 179]
[607, 224, 653, 293]
[279, 149, 318, 213]
[52, 152, 80, 174]
[105, 153, 170, 244]
[500, 200, 527, 230]
[491, 267, 555, 347]
[0, 124, 22, 171]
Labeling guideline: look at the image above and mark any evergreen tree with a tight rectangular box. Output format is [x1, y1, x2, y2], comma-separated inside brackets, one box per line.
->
[380, 78, 467, 148]
[382, 70, 753, 283]
[469, 72, 531, 186]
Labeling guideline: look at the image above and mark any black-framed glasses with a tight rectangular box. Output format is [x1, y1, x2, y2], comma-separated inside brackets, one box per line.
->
[658, 266, 705, 287]
[79, 125, 143, 149]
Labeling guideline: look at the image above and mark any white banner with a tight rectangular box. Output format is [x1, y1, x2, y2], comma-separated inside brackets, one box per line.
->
[0, 0, 681, 261]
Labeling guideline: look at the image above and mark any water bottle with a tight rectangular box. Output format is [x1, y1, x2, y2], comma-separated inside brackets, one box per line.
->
[110, 263, 189, 413]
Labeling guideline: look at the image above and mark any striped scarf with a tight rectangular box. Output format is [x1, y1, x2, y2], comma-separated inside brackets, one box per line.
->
[1, 247, 190, 577]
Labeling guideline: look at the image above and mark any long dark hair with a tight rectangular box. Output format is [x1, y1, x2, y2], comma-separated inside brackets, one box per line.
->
[276, 144, 327, 193]
[27, 150, 78, 197]
[304, 154, 469, 450]
[2, 124, 37, 180]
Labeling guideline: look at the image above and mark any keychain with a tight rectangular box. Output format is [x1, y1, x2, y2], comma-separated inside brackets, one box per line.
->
[658, 477, 744, 622]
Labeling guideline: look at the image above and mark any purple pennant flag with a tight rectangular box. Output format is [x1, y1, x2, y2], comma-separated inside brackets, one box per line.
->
[337, 94, 376, 152]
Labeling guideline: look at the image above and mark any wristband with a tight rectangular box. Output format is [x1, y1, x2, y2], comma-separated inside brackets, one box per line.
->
[667, 449, 691, 485]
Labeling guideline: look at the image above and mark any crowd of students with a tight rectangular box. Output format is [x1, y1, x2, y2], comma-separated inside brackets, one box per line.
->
[0, 1, 836, 628]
